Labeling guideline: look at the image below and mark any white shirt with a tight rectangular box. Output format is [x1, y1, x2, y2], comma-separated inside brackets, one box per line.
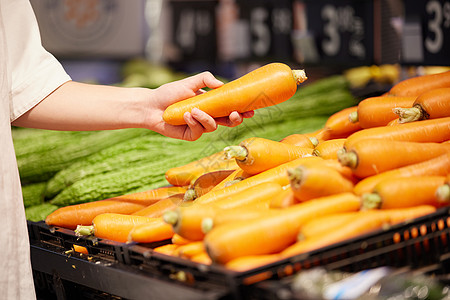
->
[0, 0, 71, 298]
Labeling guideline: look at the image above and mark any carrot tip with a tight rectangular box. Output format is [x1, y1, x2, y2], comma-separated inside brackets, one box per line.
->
[309, 137, 319, 147]
[201, 218, 214, 234]
[337, 149, 357, 169]
[361, 193, 382, 210]
[436, 184, 450, 204]
[393, 106, 423, 123]
[348, 111, 359, 123]
[287, 167, 304, 189]
[292, 69, 308, 84]
[312, 149, 321, 157]
[163, 210, 178, 226]
[224, 146, 247, 161]
[75, 225, 94, 237]
[183, 189, 197, 202]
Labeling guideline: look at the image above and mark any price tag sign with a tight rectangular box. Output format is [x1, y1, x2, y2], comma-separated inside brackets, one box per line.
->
[298, 0, 374, 65]
[402, 0, 450, 65]
[169, 0, 218, 62]
[234, 0, 293, 61]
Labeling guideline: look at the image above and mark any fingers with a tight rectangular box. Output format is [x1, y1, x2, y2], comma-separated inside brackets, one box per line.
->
[215, 111, 254, 127]
[182, 108, 218, 141]
[182, 72, 224, 92]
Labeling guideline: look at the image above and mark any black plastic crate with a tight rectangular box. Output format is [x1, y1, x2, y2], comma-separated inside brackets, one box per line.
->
[28, 207, 450, 300]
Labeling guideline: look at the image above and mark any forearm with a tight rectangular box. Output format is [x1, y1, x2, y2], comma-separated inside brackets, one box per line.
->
[12, 81, 150, 131]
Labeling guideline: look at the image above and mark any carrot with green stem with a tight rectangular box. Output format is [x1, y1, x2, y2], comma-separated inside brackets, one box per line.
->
[339, 139, 450, 178]
[280, 133, 317, 148]
[348, 96, 416, 128]
[288, 164, 354, 202]
[313, 138, 346, 159]
[353, 152, 450, 195]
[163, 63, 307, 125]
[388, 70, 450, 97]
[394, 88, 450, 123]
[362, 176, 447, 210]
[203, 192, 361, 264]
[165, 150, 239, 186]
[75, 213, 157, 243]
[324, 106, 362, 138]
[224, 137, 314, 175]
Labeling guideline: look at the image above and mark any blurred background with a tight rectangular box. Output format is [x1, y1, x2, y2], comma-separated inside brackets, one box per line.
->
[30, 0, 450, 90]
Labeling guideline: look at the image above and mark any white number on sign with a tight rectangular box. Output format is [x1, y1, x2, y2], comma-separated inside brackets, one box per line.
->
[250, 7, 271, 57]
[425, 0, 450, 53]
[321, 4, 340, 56]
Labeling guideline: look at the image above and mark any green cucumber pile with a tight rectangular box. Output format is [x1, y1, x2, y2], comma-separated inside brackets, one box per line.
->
[14, 73, 357, 222]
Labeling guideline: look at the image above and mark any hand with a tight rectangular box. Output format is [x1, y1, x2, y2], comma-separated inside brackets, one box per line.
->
[143, 72, 254, 141]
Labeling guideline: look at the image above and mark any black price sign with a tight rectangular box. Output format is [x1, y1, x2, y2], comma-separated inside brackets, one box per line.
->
[402, 0, 450, 65]
[300, 0, 374, 65]
[236, 0, 293, 61]
[170, 0, 218, 62]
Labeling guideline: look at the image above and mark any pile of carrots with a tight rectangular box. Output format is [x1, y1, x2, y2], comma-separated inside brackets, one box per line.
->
[45, 68, 450, 273]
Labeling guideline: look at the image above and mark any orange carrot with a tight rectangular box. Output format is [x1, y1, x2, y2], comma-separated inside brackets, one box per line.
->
[163, 63, 307, 125]
[224, 137, 313, 175]
[153, 244, 179, 255]
[192, 156, 324, 206]
[298, 212, 361, 240]
[45, 200, 148, 230]
[165, 150, 238, 186]
[270, 186, 297, 208]
[184, 169, 236, 201]
[132, 193, 185, 218]
[110, 186, 187, 204]
[348, 96, 416, 128]
[165, 182, 283, 240]
[74, 213, 156, 243]
[313, 139, 346, 159]
[280, 133, 317, 148]
[436, 174, 450, 204]
[362, 176, 447, 209]
[288, 164, 354, 202]
[190, 252, 212, 265]
[345, 117, 450, 148]
[383, 205, 437, 225]
[225, 254, 281, 272]
[339, 139, 450, 178]
[303, 128, 331, 142]
[388, 70, 450, 97]
[281, 210, 389, 258]
[324, 106, 362, 138]
[171, 233, 192, 245]
[353, 152, 450, 196]
[394, 88, 450, 123]
[204, 192, 361, 264]
[173, 241, 205, 259]
[128, 218, 174, 243]
[72, 244, 89, 255]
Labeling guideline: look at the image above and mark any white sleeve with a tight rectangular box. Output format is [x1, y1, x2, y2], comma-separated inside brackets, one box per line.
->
[3, 0, 72, 122]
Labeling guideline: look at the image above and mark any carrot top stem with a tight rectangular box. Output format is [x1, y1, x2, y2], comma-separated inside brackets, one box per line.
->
[337, 149, 358, 169]
[75, 225, 95, 237]
[393, 105, 425, 123]
[436, 184, 450, 204]
[183, 189, 197, 202]
[310, 137, 320, 147]
[348, 111, 359, 123]
[361, 193, 382, 210]
[287, 167, 303, 189]
[163, 210, 178, 226]
[224, 146, 248, 161]
[201, 218, 214, 234]
[292, 70, 308, 85]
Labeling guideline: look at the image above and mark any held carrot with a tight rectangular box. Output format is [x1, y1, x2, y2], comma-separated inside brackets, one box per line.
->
[353, 152, 450, 196]
[388, 70, 450, 97]
[345, 117, 450, 148]
[280, 210, 390, 258]
[312, 138, 346, 159]
[184, 169, 235, 201]
[75, 213, 156, 243]
[132, 193, 185, 218]
[192, 156, 324, 206]
[280, 133, 317, 148]
[203, 192, 361, 264]
[288, 164, 354, 202]
[362, 176, 448, 210]
[45, 200, 148, 230]
[348, 96, 416, 128]
[224, 137, 313, 175]
[128, 218, 174, 243]
[324, 106, 362, 138]
[162, 63, 307, 125]
[165, 150, 239, 186]
[339, 139, 450, 178]
[394, 88, 450, 123]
